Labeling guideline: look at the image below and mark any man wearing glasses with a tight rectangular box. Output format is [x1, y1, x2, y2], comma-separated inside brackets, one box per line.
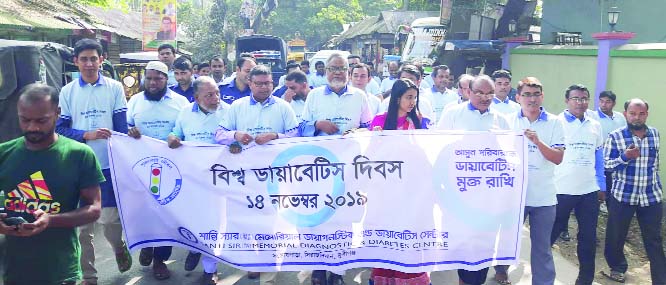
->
[499, 77, 565, 285]
[300, 53, 372, 138]
[436, 75, 511, 285]
[550, 84, 605, 285]
[126, 61, 190, 281]
[300, 53, 372, 285]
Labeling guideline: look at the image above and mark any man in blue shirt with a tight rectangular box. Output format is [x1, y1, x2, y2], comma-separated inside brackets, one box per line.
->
[218, 56, 256, 105]
[602, 98, 666, 284]
[168, 57, 195, 102]
[55, 38, 131, 285]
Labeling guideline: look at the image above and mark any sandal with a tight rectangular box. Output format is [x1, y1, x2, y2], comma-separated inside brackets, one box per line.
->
[153, 261, 171, 280]
[494, 273, 512, 285]
[602, 270, 626, 283]
[115, 243, 132, 273]
[139, 247, 154, 266]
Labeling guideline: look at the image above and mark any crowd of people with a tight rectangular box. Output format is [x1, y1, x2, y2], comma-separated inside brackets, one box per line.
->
[0, 38, 663, 285]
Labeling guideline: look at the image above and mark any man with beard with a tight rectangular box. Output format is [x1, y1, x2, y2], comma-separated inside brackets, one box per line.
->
[602, 99, 666, 284]
[210, 56, 227, 84]
[167, 76, 230, 284]
[168, 57, 195, 102]
[214, 65, 298, 283]
[300, 53, 372, 138]
[283, 70, 310, 121]
[550, 84, 605, 285]
[300, 53, 372, 285]
[0, 84, 103, 284]
[56, 38, 131, 285]
[126, 61, 189, 281]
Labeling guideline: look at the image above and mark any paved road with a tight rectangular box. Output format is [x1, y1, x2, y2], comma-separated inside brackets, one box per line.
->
[0, 225, 592, 285]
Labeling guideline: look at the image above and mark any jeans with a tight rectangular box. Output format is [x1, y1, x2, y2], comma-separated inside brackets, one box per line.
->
[604, 197, 666, 285]
[550, 192, 599, 284]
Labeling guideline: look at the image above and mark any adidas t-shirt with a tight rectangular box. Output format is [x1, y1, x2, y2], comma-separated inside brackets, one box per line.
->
[0, 136, 104, 284]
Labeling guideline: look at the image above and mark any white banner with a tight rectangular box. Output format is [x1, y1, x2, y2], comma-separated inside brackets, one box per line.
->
[108, 130, 527, 272]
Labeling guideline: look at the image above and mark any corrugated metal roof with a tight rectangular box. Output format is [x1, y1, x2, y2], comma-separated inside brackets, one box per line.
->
[334, 11, 441, 45]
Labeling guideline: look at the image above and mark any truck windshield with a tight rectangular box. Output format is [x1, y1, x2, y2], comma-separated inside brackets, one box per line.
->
[402, 26, 445, 61]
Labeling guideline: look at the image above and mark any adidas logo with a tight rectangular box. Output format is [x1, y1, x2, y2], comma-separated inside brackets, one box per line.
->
[5, 171, 61, 214]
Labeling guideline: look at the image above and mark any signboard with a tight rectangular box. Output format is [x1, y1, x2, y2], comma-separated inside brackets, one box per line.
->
[142, 0, 177, 51]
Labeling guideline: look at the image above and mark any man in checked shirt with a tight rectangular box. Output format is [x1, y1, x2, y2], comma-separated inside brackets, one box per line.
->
[602, 98, 666, 284]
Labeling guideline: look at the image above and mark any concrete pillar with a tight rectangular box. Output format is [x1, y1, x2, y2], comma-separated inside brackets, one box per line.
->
[501, 36, 529, 70]
[591, 32, 635, 108]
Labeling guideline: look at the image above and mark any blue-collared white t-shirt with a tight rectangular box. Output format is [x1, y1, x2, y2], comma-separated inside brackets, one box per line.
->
[508, 108, 565, 206]
[491, 96, 521, 115]
[172, 102, 230, 143]
[290, 99, 306, 122]
[554, 110, 604, 195]
[59, 76, 126, 169]
[127, 90, 190, 140]
[301, 85, 372, 136]
[430, 87, 460, 122]
[436, 101, 511, 131]
[219, 95, 299, 136]
[587, 108, 627, 139]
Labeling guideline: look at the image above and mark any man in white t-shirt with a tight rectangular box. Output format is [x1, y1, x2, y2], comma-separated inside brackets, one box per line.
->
[550, 84, 605, 285]
[127, 61, 190, 281]
[437, 75, 511, 285]
[283, 70, 310, 121]
[490, 70, 520, 115]
[429, 65, 459, 122]
[379, 64, 435, 121]
[56, 38, 131, 285]
[498, 77, 565, 285]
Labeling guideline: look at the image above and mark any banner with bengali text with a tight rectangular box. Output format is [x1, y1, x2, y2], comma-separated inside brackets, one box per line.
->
[108, 130, 527, 272]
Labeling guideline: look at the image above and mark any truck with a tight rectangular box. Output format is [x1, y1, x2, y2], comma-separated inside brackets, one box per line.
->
[400, 17, 447, 74]
[287, 36, 306, 63]
[235, 34, 287, 85]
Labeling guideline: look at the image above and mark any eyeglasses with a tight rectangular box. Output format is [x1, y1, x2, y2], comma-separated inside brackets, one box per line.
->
[520, 92, 542, 98]
[472, 90, 495, 99]
[326, 66, 348, 73]
[252, 81, 273, 88]
[568, 97, 589, 103]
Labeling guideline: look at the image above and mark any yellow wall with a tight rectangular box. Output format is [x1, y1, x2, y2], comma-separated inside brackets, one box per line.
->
[510, 53, 597, 113]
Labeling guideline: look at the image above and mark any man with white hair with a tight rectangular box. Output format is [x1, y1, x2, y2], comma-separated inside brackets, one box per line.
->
[300, 53, 372, 285]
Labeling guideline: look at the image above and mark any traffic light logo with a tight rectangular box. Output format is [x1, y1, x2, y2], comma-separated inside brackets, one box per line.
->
[150, 163, 162, 197]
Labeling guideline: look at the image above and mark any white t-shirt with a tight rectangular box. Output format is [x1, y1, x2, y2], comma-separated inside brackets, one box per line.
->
[508, 108, 565, 206]
[301, 85, 372, 136]
[219, 95, 299, 136]
[59, 76, 127, 169]
[436, 101, 511, 131]
[127, 90, 190, 140]
[491, 96, 521, 115]
[587, 108, 627, 139]
[554, 111, 604, 195]
[172, 102, 229, 143]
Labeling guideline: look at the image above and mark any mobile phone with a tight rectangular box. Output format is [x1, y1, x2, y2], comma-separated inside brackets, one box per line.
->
[3, 217, 27, 226]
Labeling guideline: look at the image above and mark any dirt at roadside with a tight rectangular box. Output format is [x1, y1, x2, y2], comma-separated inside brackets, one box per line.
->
[551, 208, 663, 285]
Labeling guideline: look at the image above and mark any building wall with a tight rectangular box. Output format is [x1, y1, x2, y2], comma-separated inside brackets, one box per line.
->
[541, 0, 666, 44]
[509, 44, 666, 175]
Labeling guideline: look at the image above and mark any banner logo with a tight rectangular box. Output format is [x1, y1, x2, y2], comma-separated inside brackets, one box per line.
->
[133, 156, 182, 205]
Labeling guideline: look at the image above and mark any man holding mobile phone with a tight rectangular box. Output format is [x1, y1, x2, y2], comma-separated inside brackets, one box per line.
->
[0, 84, 103, 285]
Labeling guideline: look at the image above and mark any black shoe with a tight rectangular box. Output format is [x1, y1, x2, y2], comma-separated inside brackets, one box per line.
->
[201, 271, 219, 285]
[139, 247, 154, 266]
[312, 270, 327, 285]
[184, 252, 202, 271]
[560, 231, 571, 242]
[327, 273, 345, 285]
